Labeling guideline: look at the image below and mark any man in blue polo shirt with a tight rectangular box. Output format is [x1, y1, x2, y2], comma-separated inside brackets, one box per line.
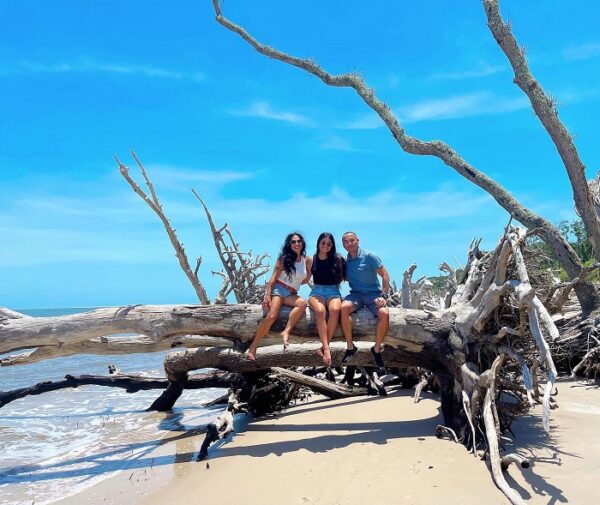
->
[340, 231, 390, 371]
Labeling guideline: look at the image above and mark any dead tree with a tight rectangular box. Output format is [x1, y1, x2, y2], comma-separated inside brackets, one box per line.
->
[116, 152, 270, 307]
[116, 151, 210, 304]
[192, 189, 269, 304]
[210, 0, 599, 315]
[399, 263, 441, 311]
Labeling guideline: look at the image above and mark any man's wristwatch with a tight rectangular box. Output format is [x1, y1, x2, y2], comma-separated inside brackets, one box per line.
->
[381, 292, 389, 300]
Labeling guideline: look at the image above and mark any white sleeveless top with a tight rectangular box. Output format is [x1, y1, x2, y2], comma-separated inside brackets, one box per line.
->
[277, 258, 307, 291]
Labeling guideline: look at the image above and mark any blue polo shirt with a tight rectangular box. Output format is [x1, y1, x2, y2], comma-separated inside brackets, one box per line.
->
[346, 248, 383, 294]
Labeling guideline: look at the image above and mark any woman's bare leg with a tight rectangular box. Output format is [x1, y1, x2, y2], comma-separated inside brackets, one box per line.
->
[326, 297, 341, 344]
[247, 296, 283, 360]
[308, 296, 331, 366]
[281, 295, 308, 347]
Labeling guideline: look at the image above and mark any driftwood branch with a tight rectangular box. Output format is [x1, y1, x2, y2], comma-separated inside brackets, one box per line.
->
[0, 369, 238, 409]
[115, 152, 210, 304]
[192, 189, 269, 304]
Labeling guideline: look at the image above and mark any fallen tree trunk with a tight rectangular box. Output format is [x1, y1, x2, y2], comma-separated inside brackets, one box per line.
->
[0, 334, 233, 366]
[0, 304, 454, 364]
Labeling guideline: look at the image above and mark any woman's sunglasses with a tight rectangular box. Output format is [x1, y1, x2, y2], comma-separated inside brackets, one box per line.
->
[290, 239, 303, 244]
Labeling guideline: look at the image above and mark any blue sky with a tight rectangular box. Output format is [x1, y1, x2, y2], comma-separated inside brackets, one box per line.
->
[1, 0, 599, 309]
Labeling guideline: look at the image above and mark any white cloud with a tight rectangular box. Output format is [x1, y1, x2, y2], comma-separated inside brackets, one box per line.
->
[0, 184, 500, 267]
[336, 91, 528, 129]
[319, 135, 358, 152]
[4, 58, 204, 81]
[336, 112, 382, 130]
[214, 186, 492, 225]
[431, 62, 506, 81]
[397, 91, 528, 123]
[230, 101, 312, 125]
[552, 88, 600, 106]
[562, 42, 600, 61]
[145, 165, 255, 186]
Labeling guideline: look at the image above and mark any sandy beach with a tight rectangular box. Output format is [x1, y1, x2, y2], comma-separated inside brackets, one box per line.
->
[51, 378, 599, 505]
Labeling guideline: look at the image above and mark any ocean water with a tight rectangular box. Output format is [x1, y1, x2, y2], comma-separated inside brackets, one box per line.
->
[0, 308, 227, 505]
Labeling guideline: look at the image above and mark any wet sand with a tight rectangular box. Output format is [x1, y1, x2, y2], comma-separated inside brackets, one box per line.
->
[54, 379, 600, 505]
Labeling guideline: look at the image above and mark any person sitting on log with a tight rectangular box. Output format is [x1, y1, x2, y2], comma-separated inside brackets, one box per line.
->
[306, 232, 346, 366]
[339, 231, 390, 372]
[246, 232, 311, 360]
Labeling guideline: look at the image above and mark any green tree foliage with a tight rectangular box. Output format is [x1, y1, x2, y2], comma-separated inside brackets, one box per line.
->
[527, 218, 595, 281]
[558, 219, 594, 265]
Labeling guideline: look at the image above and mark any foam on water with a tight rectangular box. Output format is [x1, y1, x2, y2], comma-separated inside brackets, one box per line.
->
[0, 308, 227, 505]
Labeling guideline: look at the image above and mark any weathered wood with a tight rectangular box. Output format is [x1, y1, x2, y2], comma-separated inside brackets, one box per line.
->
[0, 307, 30, 320]
[0, 304, 454, 358]
[160, 342, 454, 382]
[271, 367, 367, 399]
[0, 370, 239, 409]
[0, 334, 233, 366]
[482, 355, 526, 505]
[117, 153, 210, 304]
[197, 391, 247, 461]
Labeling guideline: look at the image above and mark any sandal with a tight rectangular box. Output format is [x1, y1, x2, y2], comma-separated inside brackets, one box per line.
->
[341, 345, 358, 364]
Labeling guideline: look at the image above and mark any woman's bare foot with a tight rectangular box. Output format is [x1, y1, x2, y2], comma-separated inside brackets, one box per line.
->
[281, 331, 290, 350]
[322, 346, 332, 366]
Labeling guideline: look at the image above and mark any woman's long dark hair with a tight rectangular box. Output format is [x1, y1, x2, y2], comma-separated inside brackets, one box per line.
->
[279, 232, 306, 280]
[312, 232, 344, 283]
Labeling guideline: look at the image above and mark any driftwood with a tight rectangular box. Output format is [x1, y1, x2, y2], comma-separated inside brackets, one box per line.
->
[192, 190, 269, 304]
[116, 152, 210, 304]
[197, 391, 248, 461]
[0, 369, 239, 409]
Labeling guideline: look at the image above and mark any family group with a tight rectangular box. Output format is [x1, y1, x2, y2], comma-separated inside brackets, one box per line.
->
[247, 231, 390, 370]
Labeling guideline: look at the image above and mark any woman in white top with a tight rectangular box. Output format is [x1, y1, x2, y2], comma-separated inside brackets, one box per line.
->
[247, 232, 311, 360]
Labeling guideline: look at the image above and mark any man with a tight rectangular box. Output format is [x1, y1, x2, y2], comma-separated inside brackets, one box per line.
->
[340, 231, 390, 372]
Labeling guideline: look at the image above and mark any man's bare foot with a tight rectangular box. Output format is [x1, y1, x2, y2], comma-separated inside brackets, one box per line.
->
[281, 332, 290, 350]
[246, 349, 257, 361]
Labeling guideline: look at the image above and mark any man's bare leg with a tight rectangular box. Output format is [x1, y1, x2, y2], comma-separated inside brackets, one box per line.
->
[340, 301, 356, 350]
[373, 306, 390, 353]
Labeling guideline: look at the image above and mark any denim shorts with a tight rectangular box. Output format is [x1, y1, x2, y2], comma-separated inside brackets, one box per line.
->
[345, 292, 384, 316]
[309, 284, 341, 302]
[271, 284, 293, 298]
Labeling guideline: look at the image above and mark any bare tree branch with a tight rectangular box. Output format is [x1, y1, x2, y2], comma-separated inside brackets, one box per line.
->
[192, 189, 270, 303]
[116, 152, 210, 304]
